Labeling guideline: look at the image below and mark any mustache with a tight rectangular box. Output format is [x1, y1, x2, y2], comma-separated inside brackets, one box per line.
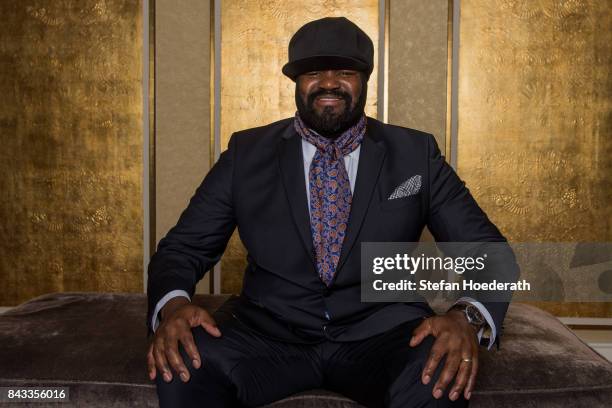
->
[307, 89, 352, 106]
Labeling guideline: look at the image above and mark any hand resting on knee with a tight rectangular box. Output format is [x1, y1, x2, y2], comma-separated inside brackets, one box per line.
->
[147, 297, 222, 384]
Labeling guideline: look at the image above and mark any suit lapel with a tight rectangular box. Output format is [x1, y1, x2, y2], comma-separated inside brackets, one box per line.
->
[336, 121, 386, 274]
[278, 123, 317, 269]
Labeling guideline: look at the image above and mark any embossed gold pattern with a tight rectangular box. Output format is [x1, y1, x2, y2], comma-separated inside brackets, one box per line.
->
[458, 0, 611, 316]
[219, 0, 379, 293]
[0, 0, 144, 305]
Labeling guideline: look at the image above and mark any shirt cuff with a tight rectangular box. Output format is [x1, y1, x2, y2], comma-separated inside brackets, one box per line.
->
[453, 297, 497, 350]
[151, 290, 191, 332]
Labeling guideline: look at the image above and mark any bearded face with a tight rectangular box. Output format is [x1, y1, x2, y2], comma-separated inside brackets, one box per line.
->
[295, 70, 368, 138]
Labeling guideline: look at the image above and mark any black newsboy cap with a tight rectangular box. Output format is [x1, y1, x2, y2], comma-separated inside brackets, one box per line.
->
[282, 17, 374, 81]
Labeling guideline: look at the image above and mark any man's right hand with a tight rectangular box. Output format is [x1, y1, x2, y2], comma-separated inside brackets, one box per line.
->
[147, 297, 222, 383]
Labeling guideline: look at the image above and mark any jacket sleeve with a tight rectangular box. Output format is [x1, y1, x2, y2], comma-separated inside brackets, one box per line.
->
[424, 134, 519, 341]
[146, 134, 237, 333]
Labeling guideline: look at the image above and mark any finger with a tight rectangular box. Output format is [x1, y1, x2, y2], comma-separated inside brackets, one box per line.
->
[164, 337, 191, 383]
[422, 337, 447, 385]
[147, 343, 157, 380]
[433, 349, 461, 399]
[449, 357, 472, 401]
[410, 318, 433, 347]
[464, 353, 479, 400]
[199, 313, 222, 337]
[180, 333, 202, 369]
[153, 338, 173, 382]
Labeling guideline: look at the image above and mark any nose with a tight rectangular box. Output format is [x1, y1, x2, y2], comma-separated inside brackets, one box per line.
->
[318, 70, 340, 90]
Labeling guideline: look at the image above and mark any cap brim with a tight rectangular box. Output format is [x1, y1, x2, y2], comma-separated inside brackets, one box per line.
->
[282, 55, 371, 81]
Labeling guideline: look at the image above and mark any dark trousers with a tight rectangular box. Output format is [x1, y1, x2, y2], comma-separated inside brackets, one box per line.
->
[156, 315, 468, 408]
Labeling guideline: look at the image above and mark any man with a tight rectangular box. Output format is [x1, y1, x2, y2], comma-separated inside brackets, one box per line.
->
[147, 17, 517, 408]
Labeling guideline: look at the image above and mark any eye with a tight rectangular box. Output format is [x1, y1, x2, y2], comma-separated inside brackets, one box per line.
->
[305, 71, 320, 77]
[339, 70, 358, 77]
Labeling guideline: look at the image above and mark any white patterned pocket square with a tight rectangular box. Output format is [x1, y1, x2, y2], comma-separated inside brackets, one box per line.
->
[388, 175, 422, 200]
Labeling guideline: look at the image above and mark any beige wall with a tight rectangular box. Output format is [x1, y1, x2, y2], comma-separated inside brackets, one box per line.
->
[388, 0, 450, 151]
[155, 0, 212, 292]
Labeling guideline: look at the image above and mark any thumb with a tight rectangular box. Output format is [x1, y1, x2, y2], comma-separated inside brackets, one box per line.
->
[410, 318, 433, 347]
[197, 310, 222, 337]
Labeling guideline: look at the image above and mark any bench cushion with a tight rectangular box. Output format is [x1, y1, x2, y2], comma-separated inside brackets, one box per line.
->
[0, 292, 610, 407]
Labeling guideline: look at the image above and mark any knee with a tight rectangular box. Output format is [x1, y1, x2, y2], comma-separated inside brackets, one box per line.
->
[155, 336, 237, 408]
[155, 327, 230, 394]
[155, 372, 197, 408]
[188, 325, 240, 377]
[387, 336, 467, 407]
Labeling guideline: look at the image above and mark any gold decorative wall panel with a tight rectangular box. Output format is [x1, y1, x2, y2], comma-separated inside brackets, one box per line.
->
[220, 0, 379, 293]
[0, 0, 144, 305]
[457, 0, 611, 316]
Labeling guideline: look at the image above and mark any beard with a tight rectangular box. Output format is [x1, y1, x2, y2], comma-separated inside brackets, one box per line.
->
[296, 80, 367, 138]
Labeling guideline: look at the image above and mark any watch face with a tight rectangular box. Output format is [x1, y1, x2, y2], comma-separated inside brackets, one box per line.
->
[466, 305, 485, 326]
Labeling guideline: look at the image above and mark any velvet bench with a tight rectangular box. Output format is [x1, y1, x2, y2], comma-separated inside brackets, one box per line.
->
[0, 293, 611, 407]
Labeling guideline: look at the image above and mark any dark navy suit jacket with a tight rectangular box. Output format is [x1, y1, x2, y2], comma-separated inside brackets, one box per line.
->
[146, 117, 518, 344]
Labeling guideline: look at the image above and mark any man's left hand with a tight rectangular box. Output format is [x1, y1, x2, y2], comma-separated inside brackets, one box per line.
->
[409, 310, 479, 401]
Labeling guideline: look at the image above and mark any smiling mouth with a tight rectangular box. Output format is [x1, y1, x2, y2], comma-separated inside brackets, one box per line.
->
[315, 95, 344, 105]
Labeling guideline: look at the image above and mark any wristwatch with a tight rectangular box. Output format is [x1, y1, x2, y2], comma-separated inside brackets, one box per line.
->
[451, 303, 486, 330]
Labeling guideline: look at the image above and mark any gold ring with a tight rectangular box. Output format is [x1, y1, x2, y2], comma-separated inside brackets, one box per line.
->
[462, 358, 472, 363]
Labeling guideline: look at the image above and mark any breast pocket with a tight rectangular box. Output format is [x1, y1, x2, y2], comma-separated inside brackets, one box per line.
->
[379, 194, 422, 211]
